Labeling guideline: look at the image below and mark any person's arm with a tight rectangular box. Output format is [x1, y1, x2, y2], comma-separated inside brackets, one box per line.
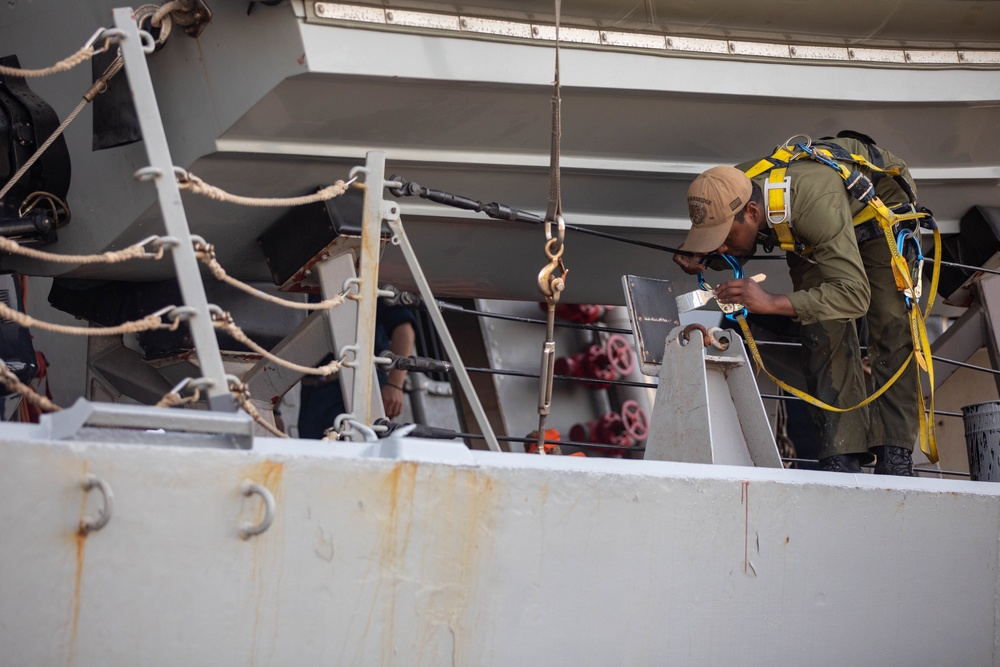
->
[783, 190, 870, 323]
[381, 321, 415, 419]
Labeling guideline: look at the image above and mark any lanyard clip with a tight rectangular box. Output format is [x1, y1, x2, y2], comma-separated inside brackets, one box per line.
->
[537, 237, 567, 304]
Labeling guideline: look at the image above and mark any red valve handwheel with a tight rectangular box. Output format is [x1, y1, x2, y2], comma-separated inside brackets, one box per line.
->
[620, 399, 649, 441]
[606, 334, 635, 377]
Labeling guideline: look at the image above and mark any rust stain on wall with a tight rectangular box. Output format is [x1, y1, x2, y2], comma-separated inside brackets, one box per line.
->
[414, 467, 500, 665]
[67, 461, 90, 666]
[67, 532, 86, 666]
[242, 459, 286, 667]
[377, 461, 419, 660]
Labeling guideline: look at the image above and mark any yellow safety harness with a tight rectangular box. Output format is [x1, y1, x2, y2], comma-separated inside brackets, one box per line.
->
[736, 138, 942, 462]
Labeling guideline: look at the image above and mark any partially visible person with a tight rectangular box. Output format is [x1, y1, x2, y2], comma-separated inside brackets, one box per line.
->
[298, 302, 416, 439]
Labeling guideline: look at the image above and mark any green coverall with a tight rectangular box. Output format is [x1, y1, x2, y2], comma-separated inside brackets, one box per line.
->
[739, 137, 919, 462]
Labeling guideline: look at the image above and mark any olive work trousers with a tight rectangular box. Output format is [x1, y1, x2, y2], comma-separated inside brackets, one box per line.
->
[789, 236, 919, 462]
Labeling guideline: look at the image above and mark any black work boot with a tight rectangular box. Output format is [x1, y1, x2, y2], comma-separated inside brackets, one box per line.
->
[818, 454, 862, 473]
[872, 446, 915, 476]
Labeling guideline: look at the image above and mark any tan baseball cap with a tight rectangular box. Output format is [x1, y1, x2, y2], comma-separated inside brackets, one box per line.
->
[682, 166, 753, 253]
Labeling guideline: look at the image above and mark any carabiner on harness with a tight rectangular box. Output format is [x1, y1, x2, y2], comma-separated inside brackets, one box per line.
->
[698, 254, 748, 321]
[896, 228, 924, 310]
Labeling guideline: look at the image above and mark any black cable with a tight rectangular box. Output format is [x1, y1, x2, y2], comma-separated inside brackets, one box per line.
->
[733, 340, 1000, 378]
[442, 298, 1000, 380]
[390, 176, 1000, 284]
[457, 431, 645, 453]
[437, 300, 633, 335]
[438, 299, 1000, 381]
[938, 260, 1000, 277]
[466, 365, 657, 390]
[761, 392, 964, 418]
[781, 457, 970, 477]
[932, 356, 1000, 377]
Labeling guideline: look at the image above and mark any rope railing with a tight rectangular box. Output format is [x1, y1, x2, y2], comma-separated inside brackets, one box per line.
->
[0, 51, 123, 205]
[0, 27, 108, 78]
[0, 302, 174, 337]
[228, 379, 289, 439]
[0, 361, 60, 414]
[210, 311, 342, 377]
[0, 235, 166, 264]
[176, 170, 353, 207]
[193, 240, 346, 311]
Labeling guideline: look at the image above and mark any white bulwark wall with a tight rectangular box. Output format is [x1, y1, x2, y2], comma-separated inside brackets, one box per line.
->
[2, 432, 998, 665]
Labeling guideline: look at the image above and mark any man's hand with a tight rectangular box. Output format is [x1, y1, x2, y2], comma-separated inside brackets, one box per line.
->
[382, 383, 404, 419]
[714, 278, 796, 317]
[672, 247, 706, 275]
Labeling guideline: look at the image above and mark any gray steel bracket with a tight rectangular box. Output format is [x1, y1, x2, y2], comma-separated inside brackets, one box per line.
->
[928, 274, 1000, 396]
[37, 398, 254, 449]
[645, 325, 782, 467]
[384, 202, 501, 452]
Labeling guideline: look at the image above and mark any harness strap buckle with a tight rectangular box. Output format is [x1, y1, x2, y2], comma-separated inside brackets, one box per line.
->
[845, 170, 875, 203]
[764, 175, 792, 225]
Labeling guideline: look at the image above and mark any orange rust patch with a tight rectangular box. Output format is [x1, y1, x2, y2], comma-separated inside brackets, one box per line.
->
[68, 532, 86, 665]
[365, 462, 420, 657]
[243, 459, 286, 667]
[68, 461, 90, 666]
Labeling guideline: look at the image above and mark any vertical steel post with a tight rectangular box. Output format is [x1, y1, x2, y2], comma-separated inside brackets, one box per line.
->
[348, 151, 386, 424]
[315, 252, 385, 425]
[112, 9, 234, 410]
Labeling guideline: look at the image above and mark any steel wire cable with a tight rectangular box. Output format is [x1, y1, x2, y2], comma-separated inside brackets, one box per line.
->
[436, 301, 1000, 380]
[780, 457, 970, 478]
[444, 204, 1000, 279]
[464, 365, 966, 416]
[447, 431, 645, 453]
[445, 436, 969, 476]
[438, 300, 632, 334]
[760, 392, 963, 417]
[466, 365, 657, 390]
